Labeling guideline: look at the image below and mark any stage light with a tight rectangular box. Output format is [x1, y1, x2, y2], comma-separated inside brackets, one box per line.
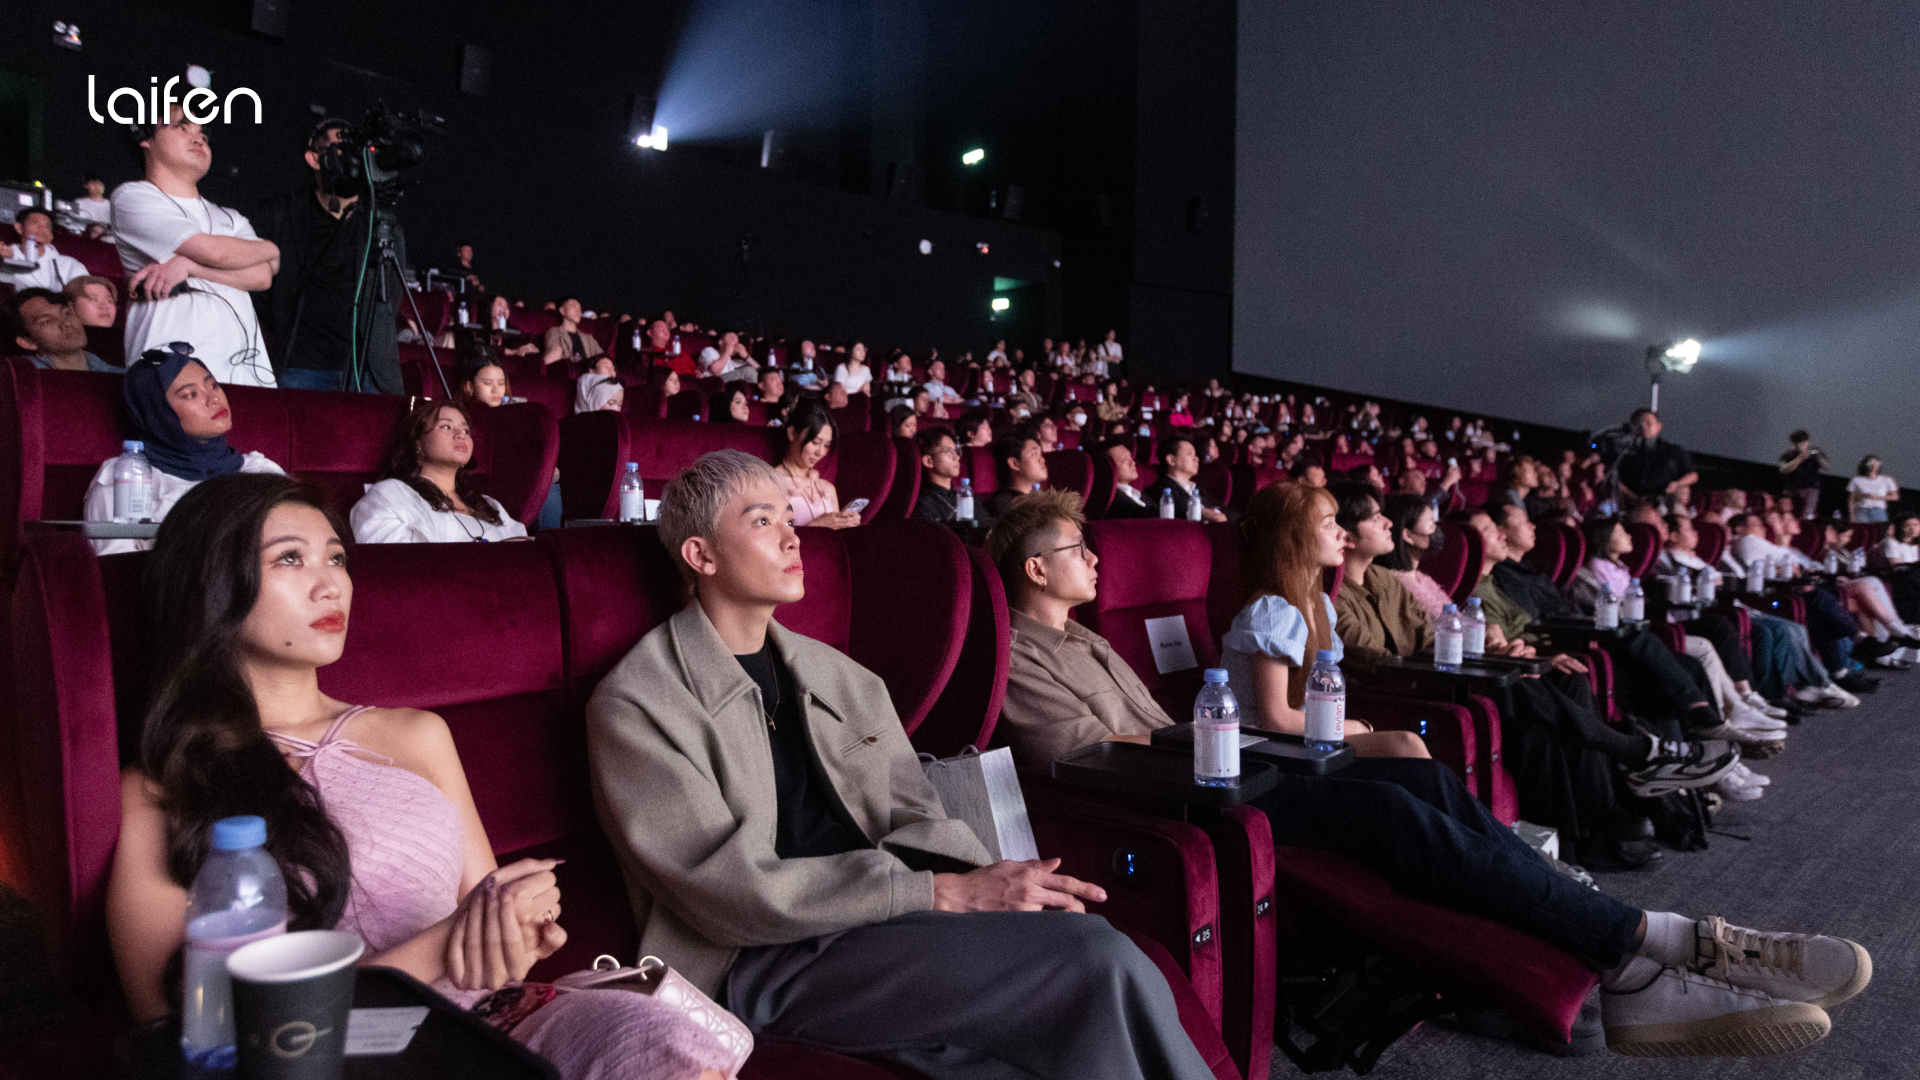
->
[1661, 338, 1701, 371]
[991, 297, 1010, 312]
[635, 123, 670, 150]
[975, 242, 989, 254]
[918, 240, 932, 254]
[962, 147, 985, 166]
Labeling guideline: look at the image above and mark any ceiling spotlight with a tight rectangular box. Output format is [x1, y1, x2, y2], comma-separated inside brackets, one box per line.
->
[918, 239, 932, 255]
[991, 297, 1010, 312]
[635, 123, 669, 151]
[1660, 338, 1701, 371]
[962, 147, 985, 166]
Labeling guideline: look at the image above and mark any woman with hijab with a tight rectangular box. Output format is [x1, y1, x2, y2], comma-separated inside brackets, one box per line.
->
[82, 341, 286, 555]
[350, 400, 529, 543]
[574, 366, 625, 415]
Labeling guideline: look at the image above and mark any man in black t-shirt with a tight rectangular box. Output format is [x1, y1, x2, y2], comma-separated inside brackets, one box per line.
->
[1779, 430, 1828, 521]
[1616, 409, 1697, 508]
[911, 428, 964, 524]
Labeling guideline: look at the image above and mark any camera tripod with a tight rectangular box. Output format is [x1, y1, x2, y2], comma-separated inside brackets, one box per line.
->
[348, 206, 452, 398]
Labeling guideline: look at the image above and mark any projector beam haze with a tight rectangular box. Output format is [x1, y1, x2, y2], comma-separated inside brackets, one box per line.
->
[654, 0, 844, 142]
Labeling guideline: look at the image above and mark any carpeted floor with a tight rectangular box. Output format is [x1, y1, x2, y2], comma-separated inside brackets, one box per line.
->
[1286, 671, 1920, 1079]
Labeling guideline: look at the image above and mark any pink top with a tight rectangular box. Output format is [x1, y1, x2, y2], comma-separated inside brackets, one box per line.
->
[777, 470, 837, 526]
[268, 706, 465, 954]
[1395, 568, 1455, 623]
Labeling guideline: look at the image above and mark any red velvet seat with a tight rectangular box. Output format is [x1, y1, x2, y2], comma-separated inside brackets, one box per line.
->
[1418, 522, 1485, 606]
[1041, 449, 1094, 504]
[1623, 522, 1662, 578]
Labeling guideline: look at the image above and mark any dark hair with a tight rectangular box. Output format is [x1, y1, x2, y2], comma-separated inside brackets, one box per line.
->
[887, 403, 917, 435]
[377, 400, 502, 524]
[957, 409, 994, 443]
[993, 430, 1038, 487]
[784, 398, 837, 459]
[1663, 512, 1691, 536]
[304, 118, 349, 155]
[557, 295, 579, 310]
[1288, 455, 1324, 480]
[1327, 480, 1381, 534]
[1789, 430, 1810, 444]
[14, 206, 51, 227]
[1156, 435, 1195, 467]
[1726, 511, 1756, 533]
[1094, 437, 1133, 459]
[8, 286, 71, 343]
[458, 334, 497, 375]
[85, 172, 103, 183]
[1630, 407, 1656, 425]
[984, 489, 1087, 597]
[1380, 492, 1438, 573]
[915, 426, 955, 457]
[1582, 515, 1623, 563]
[1858, 455, 1881, 477]
[141, 474, 352, 933]
[709, 386, 748, 424]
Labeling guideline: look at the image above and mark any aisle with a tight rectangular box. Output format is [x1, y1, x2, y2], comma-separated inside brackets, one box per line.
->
[1294, 673, 1920, 1079]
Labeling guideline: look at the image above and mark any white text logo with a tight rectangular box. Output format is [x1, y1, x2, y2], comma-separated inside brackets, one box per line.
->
[86, 75, 261, 126]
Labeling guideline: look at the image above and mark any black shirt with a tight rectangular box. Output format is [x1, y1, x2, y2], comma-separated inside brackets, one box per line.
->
[734, 640, 871, 860]
[1616, 437, 1694, 498]
[914, 481, 958, 523]
[284, 197, 363, 373]
[1780, 448, 1825, 489]
[568, 331, 587, 364]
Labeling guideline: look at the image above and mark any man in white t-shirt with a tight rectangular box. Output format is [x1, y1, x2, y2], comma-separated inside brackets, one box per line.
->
[72, 175, 114, 234]
[1, 208, 90, 291]
[112, 105, 280, 387]
[1847, 457, 1899, 524]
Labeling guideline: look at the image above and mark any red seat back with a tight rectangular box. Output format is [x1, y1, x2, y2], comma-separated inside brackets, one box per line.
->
[1078, 520, 1220, 716]
[1418, 522, 1483, 605]
[1695, 521, 1729, 566]
[1524, 520, 1568, 582]
[1622, 522, 1662, 578]
[1043, 449, 1095, 504]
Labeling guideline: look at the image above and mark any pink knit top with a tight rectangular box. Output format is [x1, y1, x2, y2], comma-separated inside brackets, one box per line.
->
[268, 706, 465, 954]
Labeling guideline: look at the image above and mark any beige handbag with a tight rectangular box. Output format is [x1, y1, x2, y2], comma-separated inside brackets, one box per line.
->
[552, 954, 754, 1078]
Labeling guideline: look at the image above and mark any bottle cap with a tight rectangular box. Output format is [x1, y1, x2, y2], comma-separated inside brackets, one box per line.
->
[122, 440, 143, 452]
[1629, 577, 1640, 585]
[1442, 603, 1457, 612]
[625, 461, 638, 472]
[1466, 597, 1481, 607]
[1202, 668, 1230, 684]
[1315, 649, 1336, 663]
[211, 815, 267, 851]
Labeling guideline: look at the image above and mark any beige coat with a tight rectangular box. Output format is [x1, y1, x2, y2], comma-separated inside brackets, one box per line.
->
[587, 602, 991, 997]
[996, 610, 1173, 771]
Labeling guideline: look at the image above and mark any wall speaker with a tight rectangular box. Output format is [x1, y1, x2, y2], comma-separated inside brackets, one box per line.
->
[459, 44, 491, 96]
[251, 0, 289, 39]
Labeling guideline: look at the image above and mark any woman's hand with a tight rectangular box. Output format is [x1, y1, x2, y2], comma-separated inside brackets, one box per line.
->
[444, 859, 565, 991]
[819, 509, 862, 529]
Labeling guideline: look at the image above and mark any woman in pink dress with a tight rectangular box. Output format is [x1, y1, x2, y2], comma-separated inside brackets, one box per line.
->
[106, 474, 732, 1080]
[1380, 493, 1456, 621]
[774, 400, 860, 529]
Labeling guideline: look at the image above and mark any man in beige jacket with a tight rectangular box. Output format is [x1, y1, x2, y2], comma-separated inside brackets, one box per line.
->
[587, 450, 1218, 1080]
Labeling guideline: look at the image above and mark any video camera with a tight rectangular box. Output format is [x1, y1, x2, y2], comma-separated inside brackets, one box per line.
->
[315, 102, 445, 204]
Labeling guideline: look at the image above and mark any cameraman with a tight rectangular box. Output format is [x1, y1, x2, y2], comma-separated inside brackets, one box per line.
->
[252, 119, 405, 393]
[1615, 407, 1698, 511]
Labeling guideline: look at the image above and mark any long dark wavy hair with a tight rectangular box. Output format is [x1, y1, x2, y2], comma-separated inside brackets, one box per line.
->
[377, 399, 503, 525]
[141, 473, 352, 932]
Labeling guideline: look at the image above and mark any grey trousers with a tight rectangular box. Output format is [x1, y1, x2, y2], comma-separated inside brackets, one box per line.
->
[723, 910, 1216, 1080]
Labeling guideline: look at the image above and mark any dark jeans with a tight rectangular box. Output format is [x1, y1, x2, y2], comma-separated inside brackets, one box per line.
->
[1598, 627, 1710, 722]
[1253, 758, 1642, 972]
[1804, 586, 1861, 670]
[278, 366, 347, 391]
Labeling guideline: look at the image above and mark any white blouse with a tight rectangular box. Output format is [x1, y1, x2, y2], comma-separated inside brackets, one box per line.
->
[832, 363, 872, 396]
[83, 452, 286, 555]
[350, 478, 528, 543]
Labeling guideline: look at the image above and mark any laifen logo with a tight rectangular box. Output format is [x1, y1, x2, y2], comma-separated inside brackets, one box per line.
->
[86, 75, 261, 126]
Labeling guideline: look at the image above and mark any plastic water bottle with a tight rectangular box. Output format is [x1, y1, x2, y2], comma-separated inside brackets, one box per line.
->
[1435, 604, 1465, 669]
[1746, 558, 1766, 594]
[1623, 578, 1646, 621]
[1159, 488, 1176, 519]
[955, 477, 975, 521]
[1595, 584, 1620, 629]
[1823, 549, 1840, 575]
[1850, 548, 1867, 574]
[112, 440, 154, 523]
[671, 334, 682, 356]
[1187, 487, 1203, 521]
[181, 816, 287, 1070]
[1462, 597, 1487, 657]
[618, 463, 645, 522]
[631, 326, 643, 351]
[1304, 650, 1347, 751]
[1696, 566, 1717, 604]
[1667, 571, 1693, 604]
[457, 301, 470, 326]
[1032, 482, 1042, 494]
[1193, 669, 1240, 788]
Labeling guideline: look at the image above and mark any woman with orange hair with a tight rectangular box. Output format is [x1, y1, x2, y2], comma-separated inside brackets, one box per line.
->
[1222, 482, 1428, 758]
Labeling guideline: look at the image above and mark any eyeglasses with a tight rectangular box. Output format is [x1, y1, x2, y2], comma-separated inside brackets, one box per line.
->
[1028, 540, 1091, 562]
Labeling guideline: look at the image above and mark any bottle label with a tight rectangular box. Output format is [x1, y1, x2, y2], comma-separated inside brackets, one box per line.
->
[114, 477, 151, 522]
[1304, 692, 1345, 744]
[1623, 597, 1644, 621]
[1194, 723, 1240, 780]
[619, 490, 644, 522]
[1463, 623, 1486, 656]
[955, 495, 974, 520]
[1435, 632, 1464, 666]
[1596, 601, 1619, 629]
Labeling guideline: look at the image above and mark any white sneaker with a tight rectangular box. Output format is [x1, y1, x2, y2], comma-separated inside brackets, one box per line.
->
[1739, 690, 1789, 719]
[1692, 916, 1873, 1011]
[1732, 762, 1770, 787]
[1716, 775, 1763, 801]
[1728, 703, 1789, 733]
[1818, 683, 1861, 708]
[1602, 955, 1831, 1056]
[1700, 722, 1785, 758]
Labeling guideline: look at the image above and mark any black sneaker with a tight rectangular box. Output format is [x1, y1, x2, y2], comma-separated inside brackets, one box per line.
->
[1835, 671, 1880, 694]
[1627, 739, 1741, 797]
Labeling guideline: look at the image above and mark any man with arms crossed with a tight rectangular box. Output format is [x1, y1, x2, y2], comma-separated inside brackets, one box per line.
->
[112, 106, 280, 386]
[588, 450, 1215, 1080]
[987, 489, 1867, 1057]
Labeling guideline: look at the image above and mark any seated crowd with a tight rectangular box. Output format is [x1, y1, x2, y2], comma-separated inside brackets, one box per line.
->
[10, 105, 1902, 1079]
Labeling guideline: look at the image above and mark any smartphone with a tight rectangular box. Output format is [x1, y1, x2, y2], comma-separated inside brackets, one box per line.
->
[843, 498, 870, 514]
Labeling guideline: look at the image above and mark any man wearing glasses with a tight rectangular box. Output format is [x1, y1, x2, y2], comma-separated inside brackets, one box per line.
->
[912, 428, 965, 523]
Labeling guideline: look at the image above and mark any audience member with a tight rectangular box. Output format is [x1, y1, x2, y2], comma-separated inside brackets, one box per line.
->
[9, 287, 121, 372]
[454, 242, 483, 292]
[888, 404, 919, 440]
[1140, 435, 1227, 522]
[114, 105, 279, 386]
[1378, 493, 1454, 620]
[109, 474, 730, 1080]
[2, 207, 89, 290]
[833, 342, 873, 396]
[1095, 381, 1127, 424]
[787, 340, 824, 389]
[1007, 368, 1044, 419]
[1778, 432, 1828, 521]
[72, 173, 113, 230]
[83, 342, 284, 555]
[710, 385, 752, 425]
[574, 372, 625, 415]
[956, 410, 995, 448]
[986, 428, 1049, 520]
[1093, 329, 1122, 373]
[912, 428, 963, 523]
[981, 487, 1863, 1056]
[540, 297, 605, 368]
[1100, 439, 1153, 519]
[350, 401, 528, 543]
[1287, 456, 1327, 489]
[461, 353, 511, 408]
[1616, 409, 1698, 509]
[63, 274, 119, 327]
[923, 360, 963, 406]
[1848, 455, 1899, 524]
[585, 450, 1215, 1079]
[773, 401, 860, 529]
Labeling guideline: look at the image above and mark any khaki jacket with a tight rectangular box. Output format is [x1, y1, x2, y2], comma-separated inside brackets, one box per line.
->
[1333, 562, 1434, 669]
[587, 602, 991, 998]
[996, 610, 1173, 770]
